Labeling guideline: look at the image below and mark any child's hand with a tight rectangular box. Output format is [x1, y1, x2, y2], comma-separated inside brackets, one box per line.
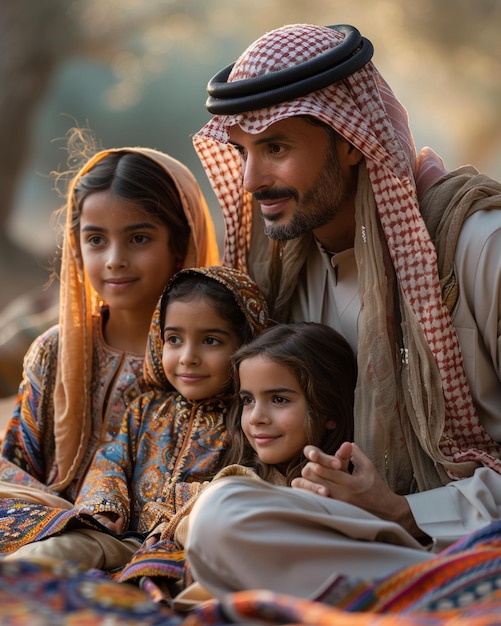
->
[144, 531, 161, 548]
[93, 512, 125, 534]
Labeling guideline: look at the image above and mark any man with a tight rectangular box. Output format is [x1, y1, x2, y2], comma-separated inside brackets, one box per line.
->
[186, 23, 501, 600]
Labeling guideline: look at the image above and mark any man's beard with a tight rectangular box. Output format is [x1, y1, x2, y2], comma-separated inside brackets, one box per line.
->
[256, 145, 345, 241]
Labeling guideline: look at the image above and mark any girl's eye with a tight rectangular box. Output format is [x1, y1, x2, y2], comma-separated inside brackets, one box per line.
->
[273, 395, 289, 405]
[87, 235, 105, 246]
[204, 336, 222, 346]
[239, 395, 254, 406]
[131, 234, 150, 245]
[165, 335, 181, 345]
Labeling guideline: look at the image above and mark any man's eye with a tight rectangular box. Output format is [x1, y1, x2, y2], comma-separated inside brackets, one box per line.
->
[232, 144, 247, 160]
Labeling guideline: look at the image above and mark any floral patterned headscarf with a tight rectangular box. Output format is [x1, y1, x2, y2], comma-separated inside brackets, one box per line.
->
[144, 266, 270, 389]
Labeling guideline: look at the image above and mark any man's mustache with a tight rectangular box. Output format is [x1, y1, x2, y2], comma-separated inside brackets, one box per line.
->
[253, 188, 298, 202]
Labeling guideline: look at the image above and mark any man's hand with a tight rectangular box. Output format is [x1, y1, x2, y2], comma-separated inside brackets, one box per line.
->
[291, 442, 425, 539]
[290, 441, 354, 498]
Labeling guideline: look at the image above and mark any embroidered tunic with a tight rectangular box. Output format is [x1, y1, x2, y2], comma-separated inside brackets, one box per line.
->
[1, 311, 146, 502]
[75, 391, 230, 533]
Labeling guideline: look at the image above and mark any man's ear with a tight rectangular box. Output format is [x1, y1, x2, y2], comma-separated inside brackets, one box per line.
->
[336, 138, 363, 167]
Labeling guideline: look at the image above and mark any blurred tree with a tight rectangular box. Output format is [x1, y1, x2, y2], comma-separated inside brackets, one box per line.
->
[398, 0, 501, 167]
[0, 1, 69, 288]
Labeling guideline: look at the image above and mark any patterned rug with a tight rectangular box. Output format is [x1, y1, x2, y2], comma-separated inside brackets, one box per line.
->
[0, 558, 183, 625]
[2, 520, 501, 625]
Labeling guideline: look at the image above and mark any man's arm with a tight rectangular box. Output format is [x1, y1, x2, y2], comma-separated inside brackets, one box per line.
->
[292, 443, 501, 548]
[406, 467, 501, 550]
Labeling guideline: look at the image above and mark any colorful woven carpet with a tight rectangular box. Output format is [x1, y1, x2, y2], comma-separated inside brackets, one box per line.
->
[0, 558, 183, 625]
[1, 521, 501, 624]
[0, 499, 119, 553]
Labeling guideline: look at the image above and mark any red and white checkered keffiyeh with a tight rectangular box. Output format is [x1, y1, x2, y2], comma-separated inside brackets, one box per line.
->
[194, 24, 501, 490]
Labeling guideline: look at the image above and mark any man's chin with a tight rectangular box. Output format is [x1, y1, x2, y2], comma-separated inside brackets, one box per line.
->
[263, 223, 301, 241]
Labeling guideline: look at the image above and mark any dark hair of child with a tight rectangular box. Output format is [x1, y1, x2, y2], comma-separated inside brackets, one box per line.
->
[223, 321, 357, 485]
[71, 151, 191, 263]
[50, 128, 191, 279]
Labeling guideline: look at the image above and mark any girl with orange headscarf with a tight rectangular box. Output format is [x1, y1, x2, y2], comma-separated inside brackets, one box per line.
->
[0, 130, 219, 504]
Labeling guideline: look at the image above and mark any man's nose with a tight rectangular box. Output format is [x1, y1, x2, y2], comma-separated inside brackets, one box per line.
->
[242, 154, 268, 193]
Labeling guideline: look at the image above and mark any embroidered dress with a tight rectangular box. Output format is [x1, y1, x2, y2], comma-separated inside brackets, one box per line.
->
[0, 148, 220, 501]
[75, 392, 232, 533]
[0, 267, 269, 568]
[1, 310, 145, 502]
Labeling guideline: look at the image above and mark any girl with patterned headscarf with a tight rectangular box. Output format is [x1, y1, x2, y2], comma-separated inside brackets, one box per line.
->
[0, 134, 220, 504]
[1, 266, 269, 574]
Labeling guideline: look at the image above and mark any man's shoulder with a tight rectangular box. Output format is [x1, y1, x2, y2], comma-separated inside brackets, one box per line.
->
[425, 166, 501, 211]
[457, 209, 501, 254]
[421, 166, 501, 240]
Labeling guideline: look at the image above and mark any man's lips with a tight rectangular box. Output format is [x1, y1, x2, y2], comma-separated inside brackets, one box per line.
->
[260, 199, 287, 211]
[254, 191, 294, 217]
[259, 199, 290, 219]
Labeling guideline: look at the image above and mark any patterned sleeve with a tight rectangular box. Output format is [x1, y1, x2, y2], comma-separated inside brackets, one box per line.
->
[74, 392, 155, 530]
[1, 327, 59, 484]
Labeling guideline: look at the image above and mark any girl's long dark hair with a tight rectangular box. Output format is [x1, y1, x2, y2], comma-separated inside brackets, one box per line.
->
[222, 322, 356, 484]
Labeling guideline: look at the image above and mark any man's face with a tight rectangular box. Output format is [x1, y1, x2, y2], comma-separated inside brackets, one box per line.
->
[229, 117, 350, 242]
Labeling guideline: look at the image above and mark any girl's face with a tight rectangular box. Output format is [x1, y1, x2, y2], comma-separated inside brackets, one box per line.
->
[162, 296, 242, 401]
[79, 189, 176, 316]
[238, 355, 309, 472]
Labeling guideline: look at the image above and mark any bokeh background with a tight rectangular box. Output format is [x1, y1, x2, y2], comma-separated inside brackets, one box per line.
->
[1, 0, 501, 397]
